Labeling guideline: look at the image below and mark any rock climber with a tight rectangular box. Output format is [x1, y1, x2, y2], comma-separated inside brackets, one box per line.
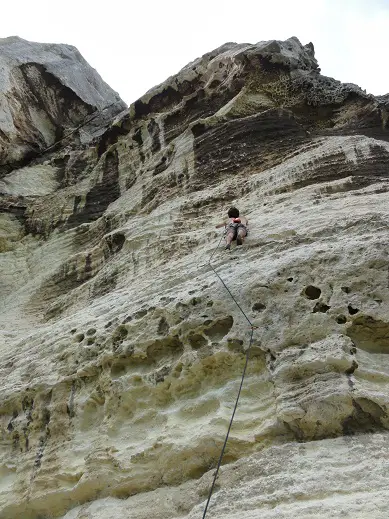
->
[215, 207, 249, 250]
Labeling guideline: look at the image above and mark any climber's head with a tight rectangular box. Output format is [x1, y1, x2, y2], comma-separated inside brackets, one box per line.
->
[228, 207, 239, 218]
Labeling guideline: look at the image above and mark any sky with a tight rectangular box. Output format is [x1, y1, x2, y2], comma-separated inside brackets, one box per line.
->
[2, 0, 389, 105]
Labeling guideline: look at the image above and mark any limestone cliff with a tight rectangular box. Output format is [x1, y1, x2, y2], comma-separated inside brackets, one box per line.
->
[0, 36, 126, 169]
[1, 36, 389, 519]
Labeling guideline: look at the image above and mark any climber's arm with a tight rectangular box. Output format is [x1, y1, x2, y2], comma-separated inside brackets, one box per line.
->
[215, 220, 227, 229]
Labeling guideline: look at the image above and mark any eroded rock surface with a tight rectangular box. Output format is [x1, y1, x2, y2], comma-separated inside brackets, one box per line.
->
[0, 36, 389, 519]
[0, 36, 126, 169]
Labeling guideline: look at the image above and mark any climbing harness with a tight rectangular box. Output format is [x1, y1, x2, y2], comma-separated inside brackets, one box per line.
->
[225, 221, 249, 238]
[202, 233, 257, 519]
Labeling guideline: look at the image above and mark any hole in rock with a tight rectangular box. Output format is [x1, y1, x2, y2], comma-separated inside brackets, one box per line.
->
[252, 302, 266, 312]
[74, 333, 84, 343]
[209, 79, 221, 89]
[106, 232, 126, 253]
[341, 286, 350, 294]
[342, 398, 385, 435]
[133, 310, 148, 319]
[204, 316, 234, 341]
[304, 285, 321, 300]
[157, 317, 170, 336]
[191, 122, 207, 138]
[347, 315, 389, 353]
[86, 328, 96, 336]
[312, 302, 330, 313]
[112, 326, 128, 347]
[146, 336, 184, 363]
[336, 315, 347, 324]
[188, 333, 207, 350]
[348, 305, 360, 315]
[227, 338, 244, 352]
[287, 277, 294, 282]
[111, 363, 128, 377]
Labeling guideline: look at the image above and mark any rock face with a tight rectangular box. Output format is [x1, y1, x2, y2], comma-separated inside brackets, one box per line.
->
[1, 36, 389, 519]
[0, 36, 126, 169]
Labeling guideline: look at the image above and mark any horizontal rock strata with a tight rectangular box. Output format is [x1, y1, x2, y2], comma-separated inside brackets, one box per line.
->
[0, 36, 389, 519]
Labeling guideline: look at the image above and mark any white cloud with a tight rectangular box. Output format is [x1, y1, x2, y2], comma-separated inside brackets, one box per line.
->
[1, 0, 388, 104]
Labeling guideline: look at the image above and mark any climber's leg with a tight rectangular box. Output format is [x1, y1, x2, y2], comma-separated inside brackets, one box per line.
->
[236, 226, 247, 246]
[225, 229, 235, 250]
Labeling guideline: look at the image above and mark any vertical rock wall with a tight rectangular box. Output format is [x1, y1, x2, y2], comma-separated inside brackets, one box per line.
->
[0, 36, 389, 519]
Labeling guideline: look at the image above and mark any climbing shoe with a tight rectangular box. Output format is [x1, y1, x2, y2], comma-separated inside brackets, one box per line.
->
[225, 244, 231, 250]
[236, 235, 243, 246]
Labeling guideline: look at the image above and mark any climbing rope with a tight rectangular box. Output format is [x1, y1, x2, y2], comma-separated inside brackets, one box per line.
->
[202, 233, 257, 519]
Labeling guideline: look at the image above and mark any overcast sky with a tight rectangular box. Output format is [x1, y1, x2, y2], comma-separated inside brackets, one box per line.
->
[2, 0, 388, 105]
